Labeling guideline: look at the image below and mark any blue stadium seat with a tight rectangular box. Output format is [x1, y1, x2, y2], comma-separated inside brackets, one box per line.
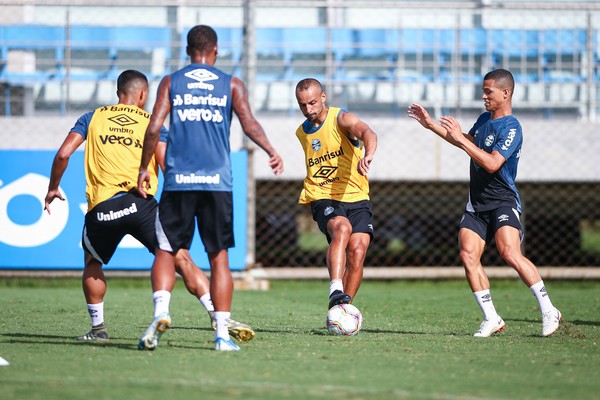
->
[335, 28, 397, 82]
[70, 26, 171, 80]
[331, 28, 355, 62]
[489, 29, 540, 59]
[255, 28, 287, 80]
[541, 29, 587, 55]
[0, 25, 65, 84]
[540, 29, 587, 84]
[214, 27, 243, 62]
[282, 27, 328, 81]
[459, 28, 487, 55]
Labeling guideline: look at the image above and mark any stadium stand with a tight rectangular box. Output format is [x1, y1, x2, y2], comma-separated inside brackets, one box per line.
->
[0, 24, 597, 116]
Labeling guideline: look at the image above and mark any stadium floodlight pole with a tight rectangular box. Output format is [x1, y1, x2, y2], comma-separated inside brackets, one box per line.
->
[242, 0, 258, 270]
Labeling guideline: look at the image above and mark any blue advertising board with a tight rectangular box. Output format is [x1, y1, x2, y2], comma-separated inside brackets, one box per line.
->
[0, 150, 248, 270]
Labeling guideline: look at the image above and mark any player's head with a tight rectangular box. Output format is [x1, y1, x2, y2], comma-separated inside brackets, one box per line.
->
[484, 68, 515, 94]
[481, 68, 514, 112]
[116, 70, 148, 108]
[295, 78, 327, 124]
[187, 25, 218, 62]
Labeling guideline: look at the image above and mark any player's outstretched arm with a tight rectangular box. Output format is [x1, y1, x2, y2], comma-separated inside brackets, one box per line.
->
[44, 131, 84, 214]
[230, 77, 284, 176]
[407, 103, 454, 141]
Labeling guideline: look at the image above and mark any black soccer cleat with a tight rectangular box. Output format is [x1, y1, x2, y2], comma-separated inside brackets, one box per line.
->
[328, 290, 352, 309]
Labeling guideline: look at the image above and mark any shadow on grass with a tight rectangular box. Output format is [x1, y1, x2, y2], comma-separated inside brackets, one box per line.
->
[0, 332, 217, 351]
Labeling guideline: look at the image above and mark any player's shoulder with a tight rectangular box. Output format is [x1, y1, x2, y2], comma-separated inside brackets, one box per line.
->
[498, 114, 522, 132]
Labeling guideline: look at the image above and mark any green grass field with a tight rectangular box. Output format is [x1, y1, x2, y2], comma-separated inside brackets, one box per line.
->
[1, 278, 599, 400]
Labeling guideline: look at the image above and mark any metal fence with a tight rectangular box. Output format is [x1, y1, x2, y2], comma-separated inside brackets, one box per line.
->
[1, 0, 599, 269]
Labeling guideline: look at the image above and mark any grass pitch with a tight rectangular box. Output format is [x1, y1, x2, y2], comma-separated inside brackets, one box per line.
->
[0, 278, 599, 400]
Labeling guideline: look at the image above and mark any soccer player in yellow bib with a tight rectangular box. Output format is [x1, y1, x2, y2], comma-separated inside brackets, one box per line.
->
[44, 70, 254, 343]
[295, 78, 377, 309]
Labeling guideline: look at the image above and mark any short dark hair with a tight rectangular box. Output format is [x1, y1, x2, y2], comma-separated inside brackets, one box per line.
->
[117, 70, 148, 95]
[187, 25, 218, 53]
[296, 78, 323, 93]
[484, 68, 515, 93]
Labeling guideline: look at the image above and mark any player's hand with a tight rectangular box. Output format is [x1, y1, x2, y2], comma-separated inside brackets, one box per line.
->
[407, 103, 434, 129]
[44, 189, 64, 215]
[268, 152, 284, 176]
[137, 170, 151, 199]
[439, 116, 465, 146]
[357, 154, 373, 176]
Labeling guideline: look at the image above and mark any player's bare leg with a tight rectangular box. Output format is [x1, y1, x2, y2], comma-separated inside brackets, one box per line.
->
[494, 226, 541, 286]
[459, 228, 488, 292]
[209, 249, 241, 350]
[138, 249, 176, 350]
[495, 226, 561, 336]
[343, 233, 370, 300]
[459, 228, 505, 337]
[78, 252, 109, 340]
[326, 217, 352, 308]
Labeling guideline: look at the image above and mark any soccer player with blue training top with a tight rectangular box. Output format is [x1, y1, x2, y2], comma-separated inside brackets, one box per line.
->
[408, 68, 562, 337]
[137, 25, 283, 351]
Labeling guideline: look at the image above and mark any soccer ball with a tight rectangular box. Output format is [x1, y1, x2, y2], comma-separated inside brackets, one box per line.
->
[326, 304, 363, 336]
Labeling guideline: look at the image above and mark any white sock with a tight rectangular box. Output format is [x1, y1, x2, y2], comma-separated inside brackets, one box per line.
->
[199, 293, 214, 313]
[473, 289, 499, 321]
[530, 280, 554, 315]
[329, 279, 344, 296]
[214, 311, 231, 340]
[87, 302, 104, 328]
[152, 290, 171, 318]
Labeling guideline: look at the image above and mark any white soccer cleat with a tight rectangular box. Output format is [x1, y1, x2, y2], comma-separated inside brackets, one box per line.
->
[215, 337, 240, 352]
[209, 312, 255, 342]
[542, 308, 562, 337]
[474, 316, 506, 337]
[138, 312, 171, 350]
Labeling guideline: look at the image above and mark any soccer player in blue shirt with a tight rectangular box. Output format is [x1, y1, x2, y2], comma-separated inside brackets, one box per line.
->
[408, 69, 561, 337]
[137, 25, 283, 351]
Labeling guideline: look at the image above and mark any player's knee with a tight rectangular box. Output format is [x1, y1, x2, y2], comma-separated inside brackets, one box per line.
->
[459, 249, 479, 268]
[498, 247, 521, 266]
[348, 245, 366, 265]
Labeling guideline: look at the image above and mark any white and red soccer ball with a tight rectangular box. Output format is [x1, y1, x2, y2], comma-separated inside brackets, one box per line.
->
[326, 303, 363, 336]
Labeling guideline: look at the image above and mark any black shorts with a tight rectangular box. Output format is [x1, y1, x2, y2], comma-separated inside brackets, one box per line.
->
[156, 191, 234, 253]
[83, 191, 157, 264]
[459, 206, 523, 243]
[310, 199, 374, 243]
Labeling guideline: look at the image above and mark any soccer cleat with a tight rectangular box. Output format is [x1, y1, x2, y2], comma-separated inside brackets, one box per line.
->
[474, 316, 506, 337]
[215, 337, 240, 352]
[328, 290, 352, 309]
[209, 313, 256, 342]
[77, 324, 109, 341]
[542, 308, 562, 337]
[138, 312, 171, 351]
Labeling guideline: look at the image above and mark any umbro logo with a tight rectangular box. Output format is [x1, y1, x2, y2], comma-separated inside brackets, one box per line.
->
[498, 214, 510, 222]
[324, 206, 334, 216]
[108, 114, 138, 127]
[481, 294, 492, 303]
[540, 286, 548, 297]
[185, 68, 218, 90]
[313, 166, 337, 179]
[185, 68, 218, 83]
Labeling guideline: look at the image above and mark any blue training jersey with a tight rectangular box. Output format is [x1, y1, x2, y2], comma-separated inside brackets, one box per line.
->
[466, 112, 522, 213]
[163, 64, 234, 191]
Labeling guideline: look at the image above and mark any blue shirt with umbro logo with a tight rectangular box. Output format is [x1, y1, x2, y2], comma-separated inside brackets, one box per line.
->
[466, 112, 523, 213]
[164, 64, 234, 192]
